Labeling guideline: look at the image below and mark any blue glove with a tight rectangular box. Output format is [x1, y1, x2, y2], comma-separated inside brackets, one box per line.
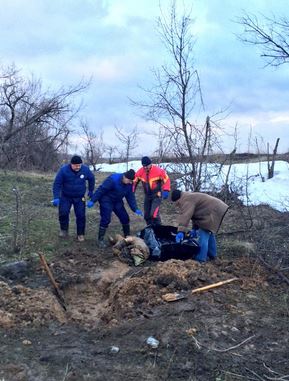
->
[87, 200, 94, 208]
[175, 232, 184, 243]
[87, 191, 93, 199]
[190, 229, 198, 239]
[52, 198, 60, 207]
[162, 190, 169, 199]
[135, 209, 143, 216]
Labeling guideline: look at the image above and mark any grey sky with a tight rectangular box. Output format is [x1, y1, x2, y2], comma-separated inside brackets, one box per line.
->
[1, 0, 289, 154]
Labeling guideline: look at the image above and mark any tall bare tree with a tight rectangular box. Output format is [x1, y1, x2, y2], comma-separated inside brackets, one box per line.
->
[133, 1, 221, 190]
[115, 126, 138, 170]
[237, 12, 285, 178]
[0, 64, 88, 171]
[237, 12, 289, 67]
[80, 120, 105, 171]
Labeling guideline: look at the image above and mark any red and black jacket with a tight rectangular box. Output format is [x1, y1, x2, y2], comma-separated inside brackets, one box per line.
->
[133, 164, 171, 196]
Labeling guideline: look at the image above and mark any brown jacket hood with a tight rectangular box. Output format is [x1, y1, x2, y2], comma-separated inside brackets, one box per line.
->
[175, 192, 229, 234]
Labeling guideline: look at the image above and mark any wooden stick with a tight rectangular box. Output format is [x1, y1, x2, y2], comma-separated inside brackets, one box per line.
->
[38, 253, 66, 310]
[191, 277, 238, 294]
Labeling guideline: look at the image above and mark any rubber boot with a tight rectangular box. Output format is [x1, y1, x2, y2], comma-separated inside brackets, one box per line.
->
[122, 224, 130, 238]
[98, 226, 107, 248]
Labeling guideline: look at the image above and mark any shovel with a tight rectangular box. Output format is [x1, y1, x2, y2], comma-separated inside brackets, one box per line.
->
[38, 253, 67, 311]
[162, 277, 238, 302]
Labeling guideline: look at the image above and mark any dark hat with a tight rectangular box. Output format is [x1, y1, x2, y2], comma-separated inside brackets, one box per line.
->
[123, 169, 135, 180]
[171, 189, 182, 202]
[141, 156, 152, 166]
[70, 155, 83, 164]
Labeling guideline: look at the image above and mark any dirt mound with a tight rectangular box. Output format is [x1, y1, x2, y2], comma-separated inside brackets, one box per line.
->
[0, 281, 66, 328]
[0, 252, 269, 330]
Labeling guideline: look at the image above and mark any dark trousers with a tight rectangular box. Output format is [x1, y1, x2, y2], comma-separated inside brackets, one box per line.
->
[59, 196, 86, 235]
[99, 200, 129, 228]
[144, 194, 162, 225]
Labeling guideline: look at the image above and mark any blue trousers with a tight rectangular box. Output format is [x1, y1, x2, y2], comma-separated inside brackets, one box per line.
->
[195, 229, 217, 262]
[99, 200, 129, 228]
[59, 196, 86, 235]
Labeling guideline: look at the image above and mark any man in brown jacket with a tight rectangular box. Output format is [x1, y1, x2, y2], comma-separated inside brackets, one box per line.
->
[171, 189, 229, 262]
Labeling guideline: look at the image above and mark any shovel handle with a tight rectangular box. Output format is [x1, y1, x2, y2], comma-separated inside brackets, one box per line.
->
[38, 253, 60, 292]
[191, 277, 238, 294]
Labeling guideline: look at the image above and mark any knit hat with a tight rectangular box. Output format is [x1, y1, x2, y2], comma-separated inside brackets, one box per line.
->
[171, 189, 182, 202]
[70, 155, 83, 164]
[141, 156, 152, 166]
[123, 169, 135, 180]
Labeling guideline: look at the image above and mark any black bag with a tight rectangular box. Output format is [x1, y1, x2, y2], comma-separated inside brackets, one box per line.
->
[140, 225, 199, 261]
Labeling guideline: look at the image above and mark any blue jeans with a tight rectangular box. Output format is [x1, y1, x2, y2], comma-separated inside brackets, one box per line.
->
[195, 229, 217, 262]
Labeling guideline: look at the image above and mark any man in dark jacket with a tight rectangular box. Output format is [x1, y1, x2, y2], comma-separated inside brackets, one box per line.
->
[52, 155, 95, 242]
[171, 189, 229, 262]
[87, 169, 142, 248]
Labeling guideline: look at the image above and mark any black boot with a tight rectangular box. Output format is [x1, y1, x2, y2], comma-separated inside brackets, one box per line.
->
[98, 226, 106, 248]
[122, 224, 130, 237]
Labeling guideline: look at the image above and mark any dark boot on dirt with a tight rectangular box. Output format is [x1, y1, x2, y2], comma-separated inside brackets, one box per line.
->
[59, 230, 68, 238]
[98, 226, 107, 248]
[122, 224, 130, 237]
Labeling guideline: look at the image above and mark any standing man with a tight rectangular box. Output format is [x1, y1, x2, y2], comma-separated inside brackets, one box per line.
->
[52, 155, 95, 242]
[87, 169, 142, 248]
[134, 156, 171, 226]
[171, 189, 229, 262]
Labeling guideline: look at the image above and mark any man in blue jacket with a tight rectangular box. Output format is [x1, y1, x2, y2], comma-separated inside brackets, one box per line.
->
[52, 155, 95, 242]
[87, 169, 142, 248]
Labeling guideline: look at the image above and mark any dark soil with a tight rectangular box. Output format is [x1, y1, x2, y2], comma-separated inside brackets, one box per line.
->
[0, 203, 289, 381]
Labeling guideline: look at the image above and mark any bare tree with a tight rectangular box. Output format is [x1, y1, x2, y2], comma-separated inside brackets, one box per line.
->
[115, 126, 138, 170]
[237, 12, 289, 67]
[0, 64, 88, 171]
[80, 120, 105, 171]
[105, 144, 117, 164]
[132, 1, 222, 190]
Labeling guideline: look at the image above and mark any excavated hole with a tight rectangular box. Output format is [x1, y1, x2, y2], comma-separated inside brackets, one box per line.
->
[63, 260, 130, 327]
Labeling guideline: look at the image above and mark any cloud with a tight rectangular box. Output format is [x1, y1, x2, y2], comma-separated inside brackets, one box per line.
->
[0, 0, 289, 155]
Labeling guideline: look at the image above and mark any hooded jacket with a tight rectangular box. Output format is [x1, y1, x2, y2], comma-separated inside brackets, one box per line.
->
[175, 192, 229, 234]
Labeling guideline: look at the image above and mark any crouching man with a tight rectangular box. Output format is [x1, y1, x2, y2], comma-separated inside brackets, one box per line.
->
[171, 190, 229, 262]
[87, 169, 142, 248]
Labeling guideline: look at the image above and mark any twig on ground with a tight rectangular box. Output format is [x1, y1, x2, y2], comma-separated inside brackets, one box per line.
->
[191, 335, 202, 350]
[211, 335, 255, 353]
[262, 363, 289, 380]
[220, 370, 258, 380]
[62, 363, 70, 381]
[245, 367, 265, 381]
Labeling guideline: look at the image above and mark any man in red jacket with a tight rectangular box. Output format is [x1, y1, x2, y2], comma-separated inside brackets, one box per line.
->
[134, 156, 171, 226]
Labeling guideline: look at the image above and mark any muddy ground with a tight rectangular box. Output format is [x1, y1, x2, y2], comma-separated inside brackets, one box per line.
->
[0, 203, 289, 381]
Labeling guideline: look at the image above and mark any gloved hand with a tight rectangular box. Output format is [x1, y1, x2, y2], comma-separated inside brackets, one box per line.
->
[87, 191, 93, 199]
[135, 209, 143, 216]
[87, 200, 94, 208]
[190, 229, 198, 239]
[52, 198, 60, 207]
[162, 190, 169, 199]
[175, 232, 184, 243]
